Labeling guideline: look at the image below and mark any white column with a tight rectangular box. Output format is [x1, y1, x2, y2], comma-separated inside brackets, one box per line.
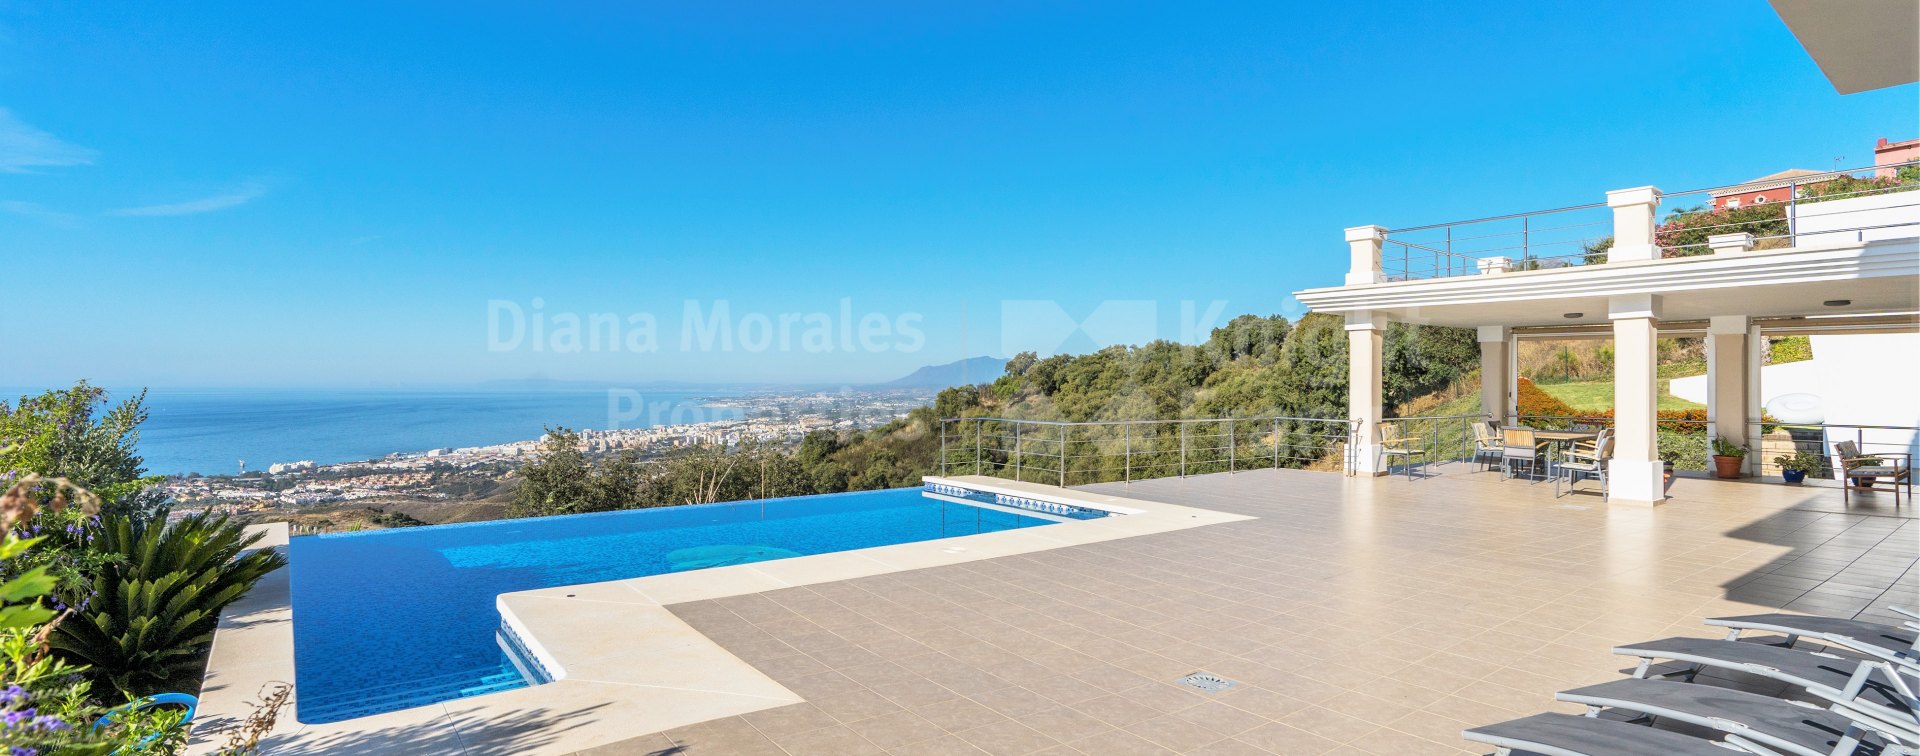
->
[1610, 294, 1665, 503]
[1605, 186, 1663, 262]
[1477, 326, 1511, 425]
[1345, 225, 1387, 285]
[1706, 316, 1751, 471]
[1347, 311, 1387, 476]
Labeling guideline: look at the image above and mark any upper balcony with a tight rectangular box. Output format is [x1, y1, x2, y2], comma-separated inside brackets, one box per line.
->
[1295, 161, 1920, 329]
[1370, 160, 1919, 283]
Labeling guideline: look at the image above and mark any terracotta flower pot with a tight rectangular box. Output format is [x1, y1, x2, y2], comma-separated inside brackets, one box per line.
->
[1711, 455, 1744, 479]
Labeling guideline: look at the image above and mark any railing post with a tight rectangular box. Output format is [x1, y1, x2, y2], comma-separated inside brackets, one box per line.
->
[1345, 226, 1387, 285]
[1228, 418, 1235, 474]
[1788, 179, 1799, 243]
[1014, 424, 1022, 481]
[1180, 422, 1188, 478]
[1605, 186, 1663, 262]
[1124, 423, 1131, 484]
[1059, 424, 1067, 488]
[974, 420, 982, 474]
[940, 420, 948, 476]
[1272, 418, 1280, 469]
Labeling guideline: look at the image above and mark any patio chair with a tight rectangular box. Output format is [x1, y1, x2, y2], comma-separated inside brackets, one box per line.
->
[1834, 441, 1911, 507]
[1500, 427, 1547, 481]
[1379, 422, 1424, 480]
[1556, 678, 1903, 756]
[1554, 429, 1613, 499]
[1612, 636, 1920, 733]
[1462, 712, 1741, 756]
[1471, 420, 1502, 472]
[1706, 607, 1919, 670]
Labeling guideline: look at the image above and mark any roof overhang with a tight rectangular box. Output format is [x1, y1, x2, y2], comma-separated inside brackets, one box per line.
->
[1292, 238, 1920, 328]
[1769, 0, 1920, 94]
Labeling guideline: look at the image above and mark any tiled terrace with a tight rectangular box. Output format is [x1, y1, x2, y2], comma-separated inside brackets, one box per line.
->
[574, 468, 1915, 756]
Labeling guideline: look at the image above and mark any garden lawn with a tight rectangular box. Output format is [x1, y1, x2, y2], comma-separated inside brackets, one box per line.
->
[1536, 379, 1704, 412]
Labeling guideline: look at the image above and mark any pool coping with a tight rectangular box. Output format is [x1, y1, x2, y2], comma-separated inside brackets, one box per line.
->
[189, 477, 1254, 755]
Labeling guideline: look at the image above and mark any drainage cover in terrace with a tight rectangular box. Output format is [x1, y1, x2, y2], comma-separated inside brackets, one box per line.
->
[1177, 672, 1238, 693]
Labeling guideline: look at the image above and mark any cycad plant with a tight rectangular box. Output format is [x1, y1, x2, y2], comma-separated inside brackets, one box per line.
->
[52, 512, 286, 696]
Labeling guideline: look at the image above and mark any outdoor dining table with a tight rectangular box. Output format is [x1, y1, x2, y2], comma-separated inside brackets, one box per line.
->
[1518, 428, 1600, 478]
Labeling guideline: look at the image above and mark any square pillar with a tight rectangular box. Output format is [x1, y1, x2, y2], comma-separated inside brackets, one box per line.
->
[1347, 311, 1387, 476]
[1345, 225, 1386, 286]
[1610, 294, 1665, 504]
[1706, 316, 1751, 470]
[1605, 186, 1663, 262]
[1477, 326, 1511, 425]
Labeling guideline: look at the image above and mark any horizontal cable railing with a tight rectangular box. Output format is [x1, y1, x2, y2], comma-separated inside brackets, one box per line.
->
[1656, 160, 1920, 257]
[938, 416, 1359, 486]
[1377, 159, 1919, 281]
[1482, 415, 1918, 486]
[1382, 203, 1612, 281]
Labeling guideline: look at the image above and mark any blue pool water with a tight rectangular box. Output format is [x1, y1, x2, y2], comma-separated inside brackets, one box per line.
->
[290, 488, 1061, 723]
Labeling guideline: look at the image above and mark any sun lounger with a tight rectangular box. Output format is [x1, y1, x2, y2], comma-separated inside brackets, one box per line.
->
[1613, 637, 1919, 735]
[1556, 678, 1907, 756]
[1462, 712, 1746, 755]
[1706, 609, 1919, 668]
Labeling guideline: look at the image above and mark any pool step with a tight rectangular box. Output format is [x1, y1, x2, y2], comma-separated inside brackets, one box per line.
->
[298, 666, 528, 724]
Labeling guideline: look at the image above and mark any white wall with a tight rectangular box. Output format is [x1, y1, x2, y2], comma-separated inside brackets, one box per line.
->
[1673, 333, 1920, 458]
[1671, 359, 1820, 406]
[1790, 191, 1920, 244]
[1809, 333, 1920, 459]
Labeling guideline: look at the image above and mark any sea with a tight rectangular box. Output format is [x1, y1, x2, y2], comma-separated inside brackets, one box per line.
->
[0, 387, 742, 476]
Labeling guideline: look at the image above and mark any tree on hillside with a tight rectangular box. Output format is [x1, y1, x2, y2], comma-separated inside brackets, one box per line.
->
[0, 382, 167, 521]
[509, 427, 641, 518]
[1383, 323, 1479, 409]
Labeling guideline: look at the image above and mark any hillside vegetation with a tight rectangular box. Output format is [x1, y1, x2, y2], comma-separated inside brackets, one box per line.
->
[506, 314, 1484, 516]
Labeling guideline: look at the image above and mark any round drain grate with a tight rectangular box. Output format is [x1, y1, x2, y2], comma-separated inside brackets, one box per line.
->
[1177, 672, 1238, 693]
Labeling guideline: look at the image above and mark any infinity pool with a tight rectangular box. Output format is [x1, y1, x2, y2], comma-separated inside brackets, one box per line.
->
[289, 488, 1062, 723]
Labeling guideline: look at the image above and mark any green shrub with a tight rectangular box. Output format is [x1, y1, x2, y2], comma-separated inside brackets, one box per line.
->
[1768, 336, 1812, 364]
[1659, 429, 1708, 471]
[52, 513, 286, 697]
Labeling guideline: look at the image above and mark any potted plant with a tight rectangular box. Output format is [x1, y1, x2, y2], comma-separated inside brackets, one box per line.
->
[1710, 436, 1746, 479]
[1773, 449, 1823, 484]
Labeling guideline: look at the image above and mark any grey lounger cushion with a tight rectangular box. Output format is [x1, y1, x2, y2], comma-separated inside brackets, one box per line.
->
[1617, 637, 1869, 689]
[1558, 678, 1878, 756]
[1462, 712, 1736, 756]
[1708, 613, 1918, 656]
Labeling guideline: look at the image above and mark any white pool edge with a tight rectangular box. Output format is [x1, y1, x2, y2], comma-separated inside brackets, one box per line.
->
[192, 478, 1253, 755]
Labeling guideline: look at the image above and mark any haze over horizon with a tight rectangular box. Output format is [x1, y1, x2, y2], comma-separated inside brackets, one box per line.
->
[4, 2, 1914, 389]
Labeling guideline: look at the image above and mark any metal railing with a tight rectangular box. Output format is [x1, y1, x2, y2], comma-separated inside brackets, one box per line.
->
[1748, 421, 1920, 484]
[937, 416, 1359, 486]
[1384, 414, 1920, 487]
[1377, 159, 1920, 281]
[1655, 160, 1920, 257]
[1382, 201, 1614, 281]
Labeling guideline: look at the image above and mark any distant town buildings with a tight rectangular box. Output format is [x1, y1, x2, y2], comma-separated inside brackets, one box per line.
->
[1710, 136, 1917, 210]
[1876, 136, 1919, 178]
[1709, 168, 1829, 210]
[162, 389, 925, 514]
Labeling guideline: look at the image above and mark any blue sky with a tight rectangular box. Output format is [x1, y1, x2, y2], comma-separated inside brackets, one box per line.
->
[2, 1, 1914, 388]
